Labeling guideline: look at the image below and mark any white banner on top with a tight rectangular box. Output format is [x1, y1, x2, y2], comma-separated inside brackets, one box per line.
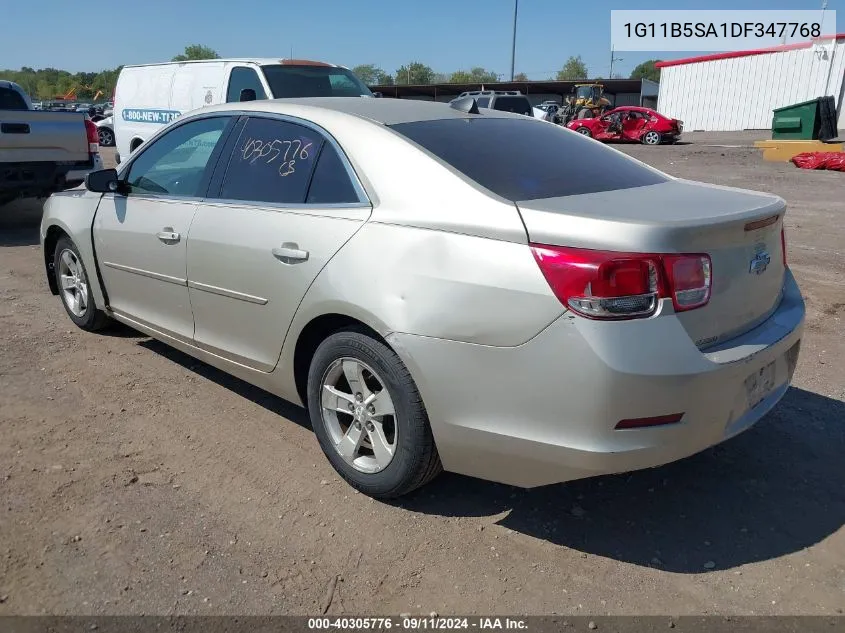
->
[611, 10, 838, 52]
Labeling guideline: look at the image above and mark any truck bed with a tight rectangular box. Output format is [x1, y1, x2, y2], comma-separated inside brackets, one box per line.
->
[0, 110, 90, 164]
[1, 110, 95, 203]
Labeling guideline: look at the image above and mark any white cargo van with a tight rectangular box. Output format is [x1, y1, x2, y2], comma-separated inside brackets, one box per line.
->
[113, 58, 373, 161]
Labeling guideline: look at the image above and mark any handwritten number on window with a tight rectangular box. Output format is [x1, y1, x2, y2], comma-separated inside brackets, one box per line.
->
[279, 161, 296, 177]
[240, 137, 314, 176]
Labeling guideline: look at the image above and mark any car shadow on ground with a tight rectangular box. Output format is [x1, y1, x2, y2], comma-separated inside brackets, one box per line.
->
[400, 386, 845, 574]
[99, 321, 149, 339]
[130, 333, 844, 573]
[0, 228, 40, 247]
[137, 338, 311, 429]
[0, 200, 44, 246]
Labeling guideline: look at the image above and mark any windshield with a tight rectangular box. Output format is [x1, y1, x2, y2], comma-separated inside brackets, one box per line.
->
[261, 65, 373, 98]
[575, 85, 600, 101]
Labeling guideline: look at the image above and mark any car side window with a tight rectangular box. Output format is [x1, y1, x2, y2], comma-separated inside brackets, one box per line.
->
[0, 87, 28, 110]
[226, 67, 267, 103]
[219, 117, 322, 205]
[305, 143, 360, 205]
[125, 117, 228, 197]
[476, 97, 490, 108]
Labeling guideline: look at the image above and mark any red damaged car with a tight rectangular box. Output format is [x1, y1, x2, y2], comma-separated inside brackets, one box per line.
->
[566, 106, 683, 145]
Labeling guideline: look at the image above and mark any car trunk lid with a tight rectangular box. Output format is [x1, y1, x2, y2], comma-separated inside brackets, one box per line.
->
[517, 179, 786, 347]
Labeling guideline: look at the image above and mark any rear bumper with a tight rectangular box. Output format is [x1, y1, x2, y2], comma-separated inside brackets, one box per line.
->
[65, 153, 102, 187]
[0, 155, 99, 199]
[389, 270, 804, 487]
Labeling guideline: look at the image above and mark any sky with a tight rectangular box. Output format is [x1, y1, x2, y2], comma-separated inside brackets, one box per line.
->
[2, 0, 840, 78]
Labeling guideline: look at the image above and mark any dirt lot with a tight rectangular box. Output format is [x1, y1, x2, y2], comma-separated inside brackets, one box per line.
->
[1, 135, 843, 616]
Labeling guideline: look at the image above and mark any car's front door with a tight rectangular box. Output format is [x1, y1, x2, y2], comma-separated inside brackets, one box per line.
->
[186, 115, 371, 371]
[93, 115, 232, 340]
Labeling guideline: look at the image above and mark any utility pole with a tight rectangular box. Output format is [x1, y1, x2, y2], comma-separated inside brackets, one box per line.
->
[510, 0, 519, 81]
[821, 0, 828, 34]
[610, 46, 623, 78]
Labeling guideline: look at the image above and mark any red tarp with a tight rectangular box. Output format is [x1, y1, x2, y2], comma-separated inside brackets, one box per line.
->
[791, 152, 845, 171]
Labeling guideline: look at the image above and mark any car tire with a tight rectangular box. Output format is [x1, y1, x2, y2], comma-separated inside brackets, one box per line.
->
[307, 329, 442, 498]
[641, 130, 662, 145]
[575, 127, 592, 137]
[54, 236, 110, 332]
[98, 127, 115, 147]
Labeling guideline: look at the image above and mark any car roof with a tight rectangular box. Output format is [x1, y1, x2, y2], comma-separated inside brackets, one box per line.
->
[613, 105, 657, 113]
[123, 58, 343, 69]
[199, 97, 526, 126]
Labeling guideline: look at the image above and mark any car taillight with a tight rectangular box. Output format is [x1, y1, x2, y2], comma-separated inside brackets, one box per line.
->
[84, 118, 99, 154]
[530, 244, 712, 320]
[781, 226, 787, 266]
[663, 254, 711, 311]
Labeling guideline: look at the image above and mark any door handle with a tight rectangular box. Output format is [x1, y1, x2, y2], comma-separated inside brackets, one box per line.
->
[272, 242, 309, 264]
[156, 228, 181, 243]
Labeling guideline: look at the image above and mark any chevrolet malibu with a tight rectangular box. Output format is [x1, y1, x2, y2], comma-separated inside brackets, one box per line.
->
[40, 98, 804, 498]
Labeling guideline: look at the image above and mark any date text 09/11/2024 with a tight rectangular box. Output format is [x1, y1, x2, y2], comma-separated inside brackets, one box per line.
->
[307, 617, 528, 630]
[623, 22, 822, 39]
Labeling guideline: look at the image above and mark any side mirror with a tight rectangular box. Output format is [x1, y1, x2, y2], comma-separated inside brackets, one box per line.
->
[85, 168, 121, 194]
[239, 88, 257, 102]
[372, 91, 383, 98]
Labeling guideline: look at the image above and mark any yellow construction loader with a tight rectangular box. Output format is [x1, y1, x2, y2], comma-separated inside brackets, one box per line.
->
[555, 83, 612, 124]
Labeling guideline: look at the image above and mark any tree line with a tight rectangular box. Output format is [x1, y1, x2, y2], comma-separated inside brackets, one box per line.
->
[354, 56, 660, 85]
[2, 44, 661, 101]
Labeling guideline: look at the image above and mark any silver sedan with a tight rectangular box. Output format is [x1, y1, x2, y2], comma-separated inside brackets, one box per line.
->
[40, 97, 804, 498]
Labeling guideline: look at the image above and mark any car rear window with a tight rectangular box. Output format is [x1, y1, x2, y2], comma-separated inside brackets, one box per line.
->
[492, 96, 532, 116]
[389, 118, 667, 201]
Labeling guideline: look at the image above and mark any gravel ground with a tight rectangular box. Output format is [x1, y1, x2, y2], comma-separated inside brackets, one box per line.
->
[0, 134, 843, 616]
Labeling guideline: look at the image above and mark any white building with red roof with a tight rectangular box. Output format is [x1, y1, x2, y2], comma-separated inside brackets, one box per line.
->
[656, 34, 845, 132]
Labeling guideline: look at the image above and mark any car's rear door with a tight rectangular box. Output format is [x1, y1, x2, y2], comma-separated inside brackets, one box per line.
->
[186, 114, 371, 371]
[621, 110, 648, 140]
[93, 115, 233, 341]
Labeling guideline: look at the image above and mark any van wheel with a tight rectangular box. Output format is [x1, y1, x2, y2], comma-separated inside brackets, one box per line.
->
[307, 330, 441, 498]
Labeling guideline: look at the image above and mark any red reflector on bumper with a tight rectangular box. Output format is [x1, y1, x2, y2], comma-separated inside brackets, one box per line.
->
[615, 413, 684, 429]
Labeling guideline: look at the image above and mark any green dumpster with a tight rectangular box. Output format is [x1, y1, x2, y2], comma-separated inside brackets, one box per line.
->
[771, 98, 828, 140]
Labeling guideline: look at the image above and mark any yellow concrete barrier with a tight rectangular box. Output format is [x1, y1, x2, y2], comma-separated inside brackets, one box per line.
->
[754, 139, 844, 162]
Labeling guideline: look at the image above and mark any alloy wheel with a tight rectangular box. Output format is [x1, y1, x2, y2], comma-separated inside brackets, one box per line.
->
[320, 358, 398, 474]
[643, 131, 661, 145]
[58, 249, 88, 317]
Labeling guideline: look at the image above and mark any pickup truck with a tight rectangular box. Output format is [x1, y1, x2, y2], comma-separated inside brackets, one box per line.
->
[0, 80, 102, 206]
